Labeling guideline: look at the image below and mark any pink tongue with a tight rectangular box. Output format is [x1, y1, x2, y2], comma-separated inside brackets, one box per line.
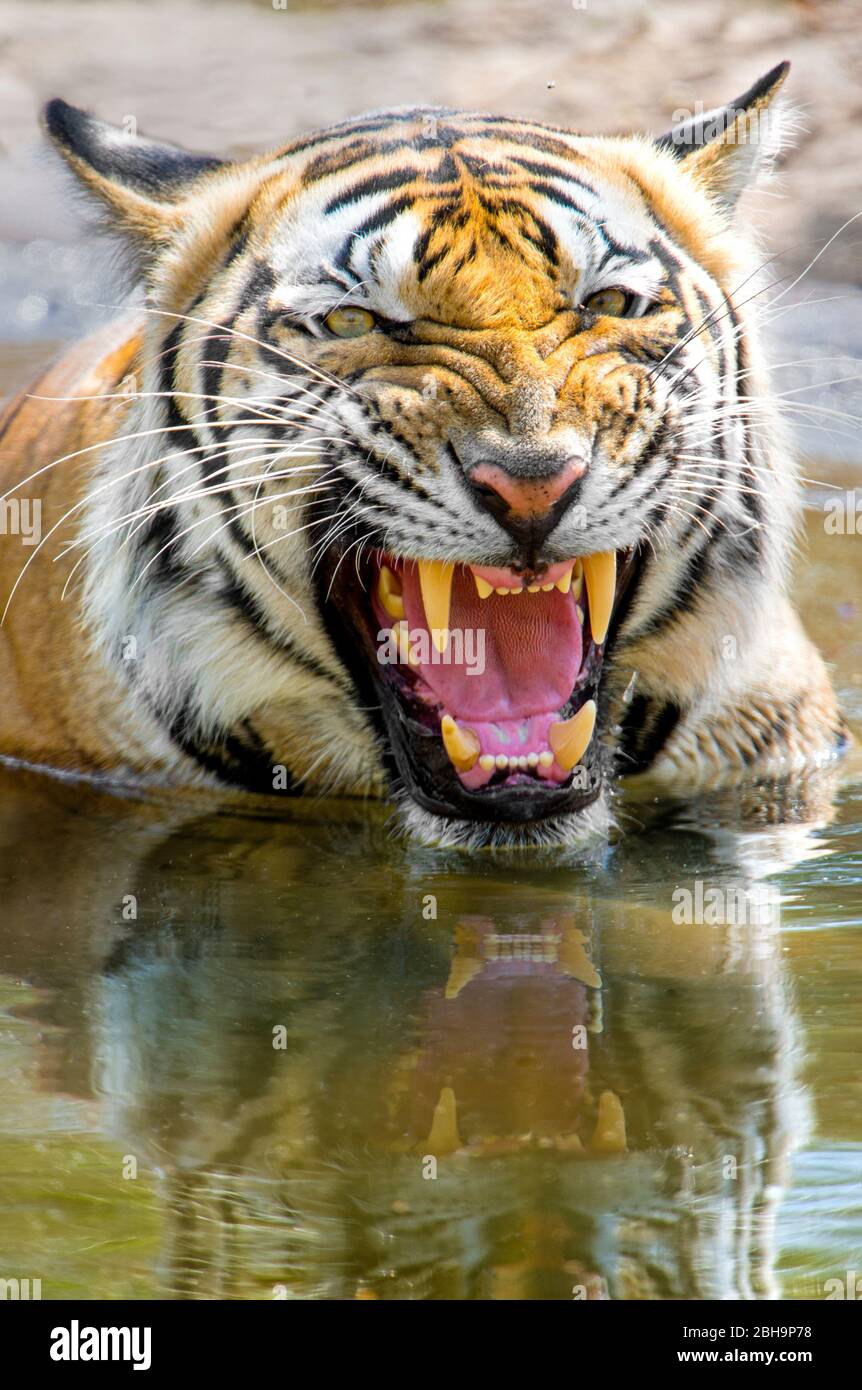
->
[400, 565, 581, 723]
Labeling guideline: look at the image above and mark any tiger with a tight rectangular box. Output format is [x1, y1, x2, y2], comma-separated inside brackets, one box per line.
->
[0, 61, 846, 848]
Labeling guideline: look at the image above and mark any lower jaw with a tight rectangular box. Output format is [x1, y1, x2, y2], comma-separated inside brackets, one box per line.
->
[384, 695, 605, 825]
[316, 546, 638, 840]
[396, 785, 615, 852]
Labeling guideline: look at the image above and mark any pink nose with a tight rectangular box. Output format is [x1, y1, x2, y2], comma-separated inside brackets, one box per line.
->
[470, 458, 587, 519]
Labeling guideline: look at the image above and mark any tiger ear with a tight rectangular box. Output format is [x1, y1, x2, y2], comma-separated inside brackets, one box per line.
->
[42, 99, 225, 245]
[656, 62, 792, 211]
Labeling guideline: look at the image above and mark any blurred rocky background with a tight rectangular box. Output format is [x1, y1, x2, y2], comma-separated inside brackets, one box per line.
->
[0, 0, 859, 462]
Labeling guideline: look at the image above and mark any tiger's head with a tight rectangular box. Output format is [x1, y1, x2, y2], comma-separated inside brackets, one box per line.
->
[45, 64, 795, 848]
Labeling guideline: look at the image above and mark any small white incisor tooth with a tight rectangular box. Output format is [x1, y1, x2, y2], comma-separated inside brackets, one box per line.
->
[541, 582, 554, 592]
[495, 586, 510, 596]
[538, 750, 553, 768]
[473, 572, 494, 599]
[527, 752, 539, 768]
[418, 558, 454, 653]
[582, 551, 616, 645]
[441, 714, 480, 772]
[555, 565, 574, 595]
[495, 754, 508, 769]
[479, 754, 496, 771]
[527, 583, 541, 594]
[549, 699, 597, 772]
[378, 564, 405, 619]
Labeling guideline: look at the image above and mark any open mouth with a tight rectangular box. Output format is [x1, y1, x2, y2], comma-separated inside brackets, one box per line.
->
[319, 543, 638, 827]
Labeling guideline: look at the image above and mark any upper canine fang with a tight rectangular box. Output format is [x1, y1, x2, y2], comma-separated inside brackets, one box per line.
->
[378, 565, 405, 620]
[418, 559, 454, 653]
[582, 552, 616, 645]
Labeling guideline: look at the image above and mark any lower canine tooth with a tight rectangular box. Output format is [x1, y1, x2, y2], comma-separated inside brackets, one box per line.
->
[582, 551, 616, 644]
[422, 1086, 462, 1156]
[378, 564, 405, 619]
[589, 1090, 627, 1154]
[549, 699, 597, 771]
[418, 558, 454, 654]
[441, 714, 480, 772]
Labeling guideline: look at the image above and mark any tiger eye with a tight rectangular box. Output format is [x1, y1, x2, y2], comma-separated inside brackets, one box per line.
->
[325, 306, 376, 338]
[583, 287, 629, 317]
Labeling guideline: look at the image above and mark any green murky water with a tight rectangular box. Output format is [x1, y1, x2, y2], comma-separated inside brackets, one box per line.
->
[0, 341, 860, 1299]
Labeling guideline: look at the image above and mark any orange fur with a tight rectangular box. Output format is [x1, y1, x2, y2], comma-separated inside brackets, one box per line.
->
[0, 319, 159, 774]
[0, 75, 846, 847]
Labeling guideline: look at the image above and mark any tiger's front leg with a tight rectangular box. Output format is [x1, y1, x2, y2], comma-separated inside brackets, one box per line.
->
[610, 593, 847, 797]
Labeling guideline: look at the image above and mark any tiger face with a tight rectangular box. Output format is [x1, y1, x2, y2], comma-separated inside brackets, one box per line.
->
[41, 64, 827, 849]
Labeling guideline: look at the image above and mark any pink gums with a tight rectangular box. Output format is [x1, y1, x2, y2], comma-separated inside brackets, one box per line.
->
[392, 562, 585, 787]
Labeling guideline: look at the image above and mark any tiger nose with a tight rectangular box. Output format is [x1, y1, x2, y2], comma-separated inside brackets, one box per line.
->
[468, 457, 588, 527]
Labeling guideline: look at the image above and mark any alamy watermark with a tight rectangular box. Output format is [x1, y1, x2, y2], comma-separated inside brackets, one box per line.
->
[667, 103, 774, 147]
[823, 490, 862, 534]
[50, 1322, 151, 1370]
[0, 495, 41, 545]
[671, 879, 781, 926]
[377, 625, 486, 676]
[1, 1276, 41, 1299]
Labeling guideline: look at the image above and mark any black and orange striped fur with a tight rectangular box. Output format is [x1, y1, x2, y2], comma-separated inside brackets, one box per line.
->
[0, 63, 846, 847]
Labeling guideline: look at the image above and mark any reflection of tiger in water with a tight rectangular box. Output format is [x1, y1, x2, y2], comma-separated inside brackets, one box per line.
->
[0, 772, 813, 1299]
[0, 63, 845, 846]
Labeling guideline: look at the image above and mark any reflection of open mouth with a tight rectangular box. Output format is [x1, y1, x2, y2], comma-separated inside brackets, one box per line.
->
[321, 544, 640, 827]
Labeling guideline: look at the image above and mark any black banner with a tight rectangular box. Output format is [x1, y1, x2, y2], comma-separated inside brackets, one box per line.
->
[6, 1297, 859, 1374]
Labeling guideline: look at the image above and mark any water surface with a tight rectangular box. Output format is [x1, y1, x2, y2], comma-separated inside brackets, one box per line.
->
[1, 338, 860, 1298]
